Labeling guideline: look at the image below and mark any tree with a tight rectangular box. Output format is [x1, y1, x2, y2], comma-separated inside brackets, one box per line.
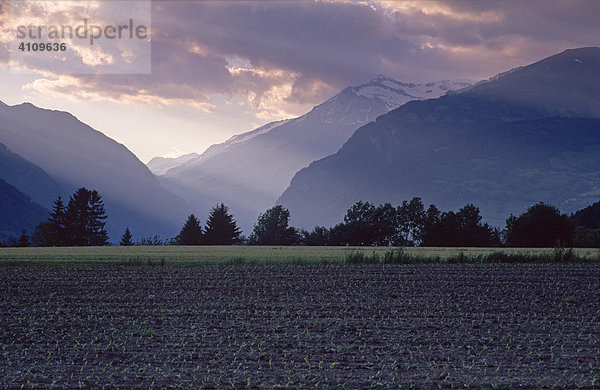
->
[65, 188, 89, 246]
[372, 203, 398, 246]
[455, 204, 498, 247]
[505, 202, 574, 247]
[573, 226, 600, 248]
[570, 200, 600, 229]
[341, 201, 377, 246]
[64, 188, 110, 246]
[88, 190, 110, 246]
[120, 227, 133, 246]
[137, 235, 166, 246]
[300, 226, 330, 246]
[176, 214, 203, 245]
[16, 230, 30, 247]
[331, 199, 426, 246]
[47, 196, 67, 246]
[328, 223, 347, 246]
[422, 204, 498, 247]
[31, 221, 52, 247]
[249, 205, 298, 245]
[203, 203, 242, 245]
[421, 204, 442, 246]
[570, 201, 600, 248]
[33, 189, 110, 247]
[397, 197, 426, 246]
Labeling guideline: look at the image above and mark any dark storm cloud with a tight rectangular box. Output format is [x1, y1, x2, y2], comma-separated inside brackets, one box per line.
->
[392, 0, 599, 52]
[12, 0, 599, 115]
[149, 0, 411, 103]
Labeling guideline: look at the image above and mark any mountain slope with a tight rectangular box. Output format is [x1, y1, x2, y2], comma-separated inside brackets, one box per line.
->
[0, 102, 189, 241]
[0, 178, 48, 243]
[278, 47, 600, 229]
[0, 142, 65, 207]
[159, 77, 469, 232]
[463, 47, 600, 117]
[147, 153, 200, 176]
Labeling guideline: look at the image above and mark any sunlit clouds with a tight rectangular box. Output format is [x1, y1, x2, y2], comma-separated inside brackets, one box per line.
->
[0, 0, 598, 161]
[376, 1, 505, 23]
[24, 74, 216, 113]
[8, 1, 150, 74]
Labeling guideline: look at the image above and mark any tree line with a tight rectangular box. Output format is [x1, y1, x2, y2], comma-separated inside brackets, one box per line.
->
[5, 187, 110, 247]
[305, 199, 590, 247]
[3, 187, 598, 247]
[171, 198, 595, 248]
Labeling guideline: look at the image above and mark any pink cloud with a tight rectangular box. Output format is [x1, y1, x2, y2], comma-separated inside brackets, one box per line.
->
[6, 0, 598, 117]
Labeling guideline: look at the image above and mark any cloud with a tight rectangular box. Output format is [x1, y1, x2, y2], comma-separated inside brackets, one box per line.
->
[5, 0, 599, 120]
[5, 1, 151, 74]
[0, 0, 9, 64]
[24, 74, 216, 112]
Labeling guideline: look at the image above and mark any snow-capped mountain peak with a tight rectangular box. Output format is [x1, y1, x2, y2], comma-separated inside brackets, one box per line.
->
[352, 75, 471, 110]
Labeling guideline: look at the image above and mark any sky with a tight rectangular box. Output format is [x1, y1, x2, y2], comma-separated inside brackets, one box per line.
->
[0, 0, 598, 163]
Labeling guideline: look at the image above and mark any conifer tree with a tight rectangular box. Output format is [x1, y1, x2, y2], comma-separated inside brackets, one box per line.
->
[120, 227, 133, 246]
[66, 188, 90, 246]
[88, 190, 109, 246]
[48, 196, 67, 246]
[34, 188, 109, 246]
[176, 214, 203, 245]
[16, 229, 30, 247]
[203, 203, 241, 245]
[65, 188, 109, 246]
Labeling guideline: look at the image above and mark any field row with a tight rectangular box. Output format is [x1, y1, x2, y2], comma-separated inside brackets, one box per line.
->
[1, 263, 599, 387]
[0, 245, 599, 265]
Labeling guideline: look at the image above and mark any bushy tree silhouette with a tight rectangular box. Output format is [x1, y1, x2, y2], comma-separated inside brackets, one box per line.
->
[570, 200, 600, 229]
[300, 226, 330, 246]
[505, 203, 573, 247]
[249, 205, 298, 245]
[341, 201, 377, 246]
[397, 197, 426, 246]
[422, 204, 498, 247]
[332, 198, 427, 246]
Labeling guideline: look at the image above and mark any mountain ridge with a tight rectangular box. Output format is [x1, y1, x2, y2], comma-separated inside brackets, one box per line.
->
[147, 153, 200, 176]
[0, 141, 65, 208]
[158, 76, 470, 232]
[0, 101, 189, 241]
[278, 47, 600, 230]
[0, 177, 48, 243]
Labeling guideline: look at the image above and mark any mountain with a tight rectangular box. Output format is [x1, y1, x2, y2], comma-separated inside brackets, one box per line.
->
[0, 142, 65, 207]
[0, 102, 189, 242]
[0, 178, 48, 243]
[278, 47, 600, 230]
[159, 76, 469, 232]
[146, 153, 200, 176]
[352, 76, 471, 110]
[462, 48, 600, 117]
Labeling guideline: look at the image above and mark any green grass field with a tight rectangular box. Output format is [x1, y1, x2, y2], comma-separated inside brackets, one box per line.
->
[0, 246, 598, 265]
